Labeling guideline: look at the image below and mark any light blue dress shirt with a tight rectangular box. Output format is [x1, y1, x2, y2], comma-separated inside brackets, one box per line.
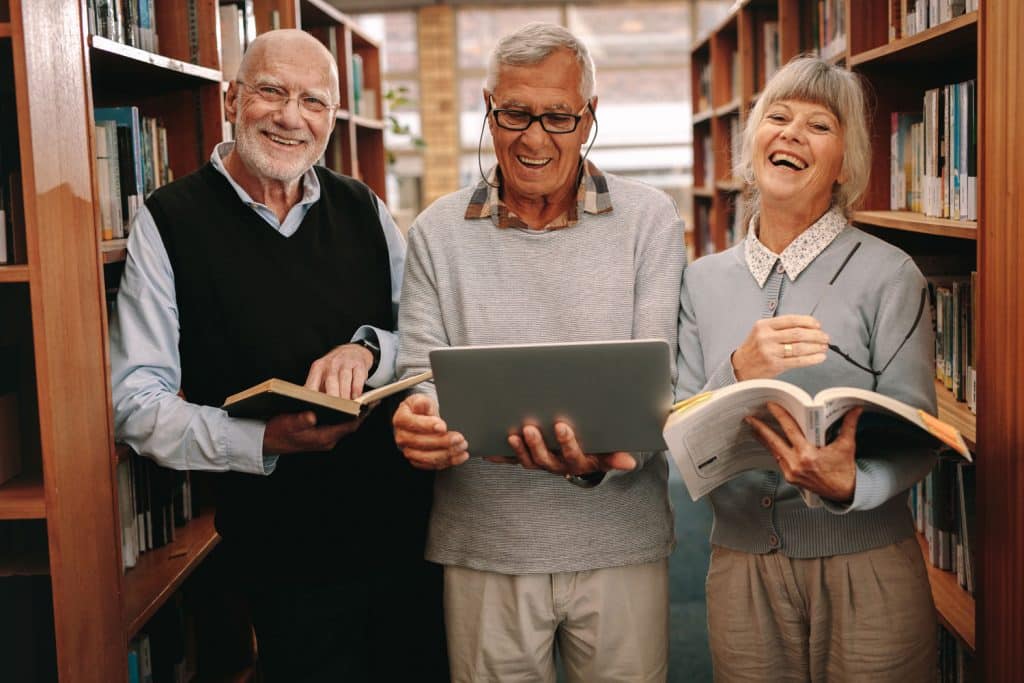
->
[110, 141, 405, 475]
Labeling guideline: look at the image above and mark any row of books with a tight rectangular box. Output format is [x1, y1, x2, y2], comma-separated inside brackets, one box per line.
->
[890, 79, 977, 222]
[88, 0, 160, 53]
[116, 450, 199, 570]
[352, 53, 378, 118]
[903, 0, 975, 40]
[695, 61, 712, 113]
[219, 0, 258, 82]
[936, 626, 974, 683]
[930, 273, 977, 411]
[804, 0, 846, 61]
[128, 593, 195, 683]
[760, 21, 781, 89]
[0, 175, 24, 265]
[912, 454, 976, 594]
[94, 107, 173, 241]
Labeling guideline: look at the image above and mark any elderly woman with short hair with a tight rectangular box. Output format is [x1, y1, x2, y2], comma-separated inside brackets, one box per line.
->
[677, 56, 937, 681]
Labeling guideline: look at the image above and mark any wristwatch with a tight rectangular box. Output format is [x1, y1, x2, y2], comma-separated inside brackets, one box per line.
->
[565, 471, 606, 488]
[353, 337, 381, 376]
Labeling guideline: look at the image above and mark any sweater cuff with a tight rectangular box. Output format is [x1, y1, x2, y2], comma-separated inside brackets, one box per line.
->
[225, 418, 277, 475]
[820, 461, 882, 514]
[704, 355, 739, 391]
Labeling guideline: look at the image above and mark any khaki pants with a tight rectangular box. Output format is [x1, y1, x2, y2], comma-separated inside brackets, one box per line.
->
[444, 559, 669, 683]
[706, 537, 936, 682]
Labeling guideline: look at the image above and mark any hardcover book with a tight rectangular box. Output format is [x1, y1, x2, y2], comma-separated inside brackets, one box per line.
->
[222, 370, 432, 424]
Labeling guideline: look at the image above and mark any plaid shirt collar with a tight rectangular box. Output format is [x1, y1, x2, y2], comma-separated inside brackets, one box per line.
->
[464, 160, 613, 230]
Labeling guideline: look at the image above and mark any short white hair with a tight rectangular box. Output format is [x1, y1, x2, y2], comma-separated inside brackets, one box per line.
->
[484, 22, 596, 102]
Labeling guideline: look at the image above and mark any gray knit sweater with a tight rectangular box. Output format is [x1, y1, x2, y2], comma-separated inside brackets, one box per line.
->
[397, 174, 685, 574]
[677, 224, 938, 558]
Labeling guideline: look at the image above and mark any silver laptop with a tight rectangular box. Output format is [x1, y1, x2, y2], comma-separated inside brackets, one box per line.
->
[429, 339, 672, 458]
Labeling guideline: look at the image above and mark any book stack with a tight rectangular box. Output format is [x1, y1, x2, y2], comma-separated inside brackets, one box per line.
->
[929, 273, 978, 412]
[89, 0, 160, 53]
[912, 453, 976, 594]
[905, 0, 973, 39]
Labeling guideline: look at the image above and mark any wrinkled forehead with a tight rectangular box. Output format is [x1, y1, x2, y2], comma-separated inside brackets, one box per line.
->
[246, 40, 338, 95]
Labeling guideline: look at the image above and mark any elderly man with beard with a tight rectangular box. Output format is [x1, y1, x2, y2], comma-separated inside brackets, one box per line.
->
[110, 29, 446, 682]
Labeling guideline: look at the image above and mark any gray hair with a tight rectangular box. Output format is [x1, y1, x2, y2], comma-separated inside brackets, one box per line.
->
[484, 22, 596, 102]
[735, 56, 871, 219]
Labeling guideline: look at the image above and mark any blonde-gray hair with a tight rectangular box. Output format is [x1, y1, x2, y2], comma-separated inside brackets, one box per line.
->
[735, 56, 871, 220]
[484, 22, 596, 102]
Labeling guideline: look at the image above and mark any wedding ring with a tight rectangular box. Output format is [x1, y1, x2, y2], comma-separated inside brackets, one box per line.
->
[783, 343, 793, 358]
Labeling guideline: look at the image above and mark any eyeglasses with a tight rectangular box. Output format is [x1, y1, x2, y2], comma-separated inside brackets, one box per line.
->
[810, 241, 928, 377]
[236, 80, 336, 115]
[488, 96, 589, 134]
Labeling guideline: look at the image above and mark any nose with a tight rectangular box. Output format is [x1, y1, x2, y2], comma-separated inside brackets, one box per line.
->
[780, 118, 804, 142]
[519, 118, 549, 147]
[273, 97, 305, 128]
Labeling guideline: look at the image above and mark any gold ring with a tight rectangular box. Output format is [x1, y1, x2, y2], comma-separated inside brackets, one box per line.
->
[783, 343, 793, 358]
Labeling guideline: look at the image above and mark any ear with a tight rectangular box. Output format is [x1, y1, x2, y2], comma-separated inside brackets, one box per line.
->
[224, 81, 240, 121]
[482, 89, 492, 112]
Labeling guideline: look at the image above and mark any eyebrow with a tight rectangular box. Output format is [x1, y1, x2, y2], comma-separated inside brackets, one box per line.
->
[253, 77, 331, 99]
[498, 99, 575, 113]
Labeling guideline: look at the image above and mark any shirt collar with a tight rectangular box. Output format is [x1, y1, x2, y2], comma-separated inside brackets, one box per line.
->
[744, 206, 847, 288]
[210, 141, 321, 209]
[464, 160, 613, 230]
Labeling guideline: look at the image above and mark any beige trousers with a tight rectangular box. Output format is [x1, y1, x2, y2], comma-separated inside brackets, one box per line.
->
[444, 559, 669, 683]
[706, 537, 936, 682]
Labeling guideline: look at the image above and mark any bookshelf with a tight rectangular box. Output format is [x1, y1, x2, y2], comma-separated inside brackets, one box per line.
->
[691, 1, 1024, 678]
[0, 0, 390, 680]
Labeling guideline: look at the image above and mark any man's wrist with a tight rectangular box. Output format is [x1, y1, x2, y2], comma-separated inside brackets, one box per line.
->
[353, 338, 381, 376]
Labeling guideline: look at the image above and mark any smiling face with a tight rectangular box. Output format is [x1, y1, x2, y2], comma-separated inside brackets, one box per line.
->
[753, 99, 845, 217]
[225, 34, 337, 184]
[487, 48, 594, 213]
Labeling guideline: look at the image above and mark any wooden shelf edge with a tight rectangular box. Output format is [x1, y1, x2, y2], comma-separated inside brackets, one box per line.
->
[714, 98, 741, 117]
[849, 12, 978, 67]
[352, 114, 386, 130]
[123, 512, 220, 638]
[0, 22, 12, 38]
[851, 210, 978, 240]
[915, 533, 975, 653]
[0, 264, 30, 283]
[0, 545, 49, 576]
[693, 109, 713, 124]
[935, 379, 977, 449]
[89, 35, 222, 83]
[716, 180, 743, 193]
[0, 472, 46, 520]
[693, 186, 714, 198]
[102, 238, 128, 265]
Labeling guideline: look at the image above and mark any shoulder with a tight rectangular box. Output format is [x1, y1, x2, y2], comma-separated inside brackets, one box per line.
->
[604, 173, 678, 217]
[313, 166, 376, 201]
[407, 185, 478, 239]
[686, 242, 746, 283]
[841, 225, 924, 284]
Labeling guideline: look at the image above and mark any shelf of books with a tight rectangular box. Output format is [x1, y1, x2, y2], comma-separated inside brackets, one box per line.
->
[691, 1, 1007, 679]
[1, 0, 394, 678]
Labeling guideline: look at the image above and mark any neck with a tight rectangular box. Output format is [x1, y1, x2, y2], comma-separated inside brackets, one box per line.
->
[757, 195, 832, 253]
[503, 171, 580, 230]
[223, 148, 304, 223]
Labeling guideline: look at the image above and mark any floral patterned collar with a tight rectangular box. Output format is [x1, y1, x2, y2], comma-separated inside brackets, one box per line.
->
[743, 207, 847, 288]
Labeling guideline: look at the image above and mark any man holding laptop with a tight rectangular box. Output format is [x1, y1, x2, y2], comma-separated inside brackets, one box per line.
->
[393, 22, 685, 682]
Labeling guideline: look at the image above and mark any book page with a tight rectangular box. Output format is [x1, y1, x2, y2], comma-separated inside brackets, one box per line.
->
[665, 382, 812, 501]
[817, 387, 970, 459]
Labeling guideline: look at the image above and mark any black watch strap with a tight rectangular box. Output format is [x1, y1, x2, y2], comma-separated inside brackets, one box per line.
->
[354, 338, 381, 376]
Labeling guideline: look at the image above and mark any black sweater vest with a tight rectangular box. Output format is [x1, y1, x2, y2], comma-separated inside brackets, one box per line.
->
[146, 164, 431, 575]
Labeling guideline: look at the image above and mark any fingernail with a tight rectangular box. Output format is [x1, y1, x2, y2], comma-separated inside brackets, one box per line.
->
[555, 424, 567, 438]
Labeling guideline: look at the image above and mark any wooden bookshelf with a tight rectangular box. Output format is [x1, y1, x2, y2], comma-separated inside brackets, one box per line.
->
[0, 0, 394, 679]
[849, 12, 977, 67]
[935, 379, 977, 449]
[0, 265, 30, 282]
[852, 211, 978, 240]
[123, 512, 220, 638]
[916, 533, 975, 652]
[0, 472, 45, 520]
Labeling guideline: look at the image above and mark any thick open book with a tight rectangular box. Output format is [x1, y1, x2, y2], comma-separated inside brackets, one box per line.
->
[222, 370, 432, 424]
[664, 379, 971, 503]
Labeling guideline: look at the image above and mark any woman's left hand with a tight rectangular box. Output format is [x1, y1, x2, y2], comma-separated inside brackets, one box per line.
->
[745, 403, 863, 503]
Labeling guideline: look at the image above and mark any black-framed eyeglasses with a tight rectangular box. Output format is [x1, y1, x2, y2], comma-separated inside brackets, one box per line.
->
[488, 96, 589, 134]
[810, 241, 928, 377]
[236, 79, 337, 115]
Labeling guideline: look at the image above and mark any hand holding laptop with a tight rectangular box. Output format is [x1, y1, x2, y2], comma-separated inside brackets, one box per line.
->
[495, 423, 636, 476]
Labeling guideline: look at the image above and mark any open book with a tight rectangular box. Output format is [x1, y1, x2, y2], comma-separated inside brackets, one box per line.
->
[664, 379, 971, 503]
[222, 370, 432, 424]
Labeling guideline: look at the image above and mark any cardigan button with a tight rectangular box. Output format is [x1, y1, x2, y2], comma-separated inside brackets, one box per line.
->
[761, 496, 773, 508]
[768, 533, 780, 548]
[767, 300, 777, 311]
[776, 263, 785, 274]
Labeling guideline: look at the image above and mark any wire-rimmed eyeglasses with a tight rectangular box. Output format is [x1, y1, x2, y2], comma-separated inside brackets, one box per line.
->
[236, 80, 337, 115]
[488, 96, 589, 134]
